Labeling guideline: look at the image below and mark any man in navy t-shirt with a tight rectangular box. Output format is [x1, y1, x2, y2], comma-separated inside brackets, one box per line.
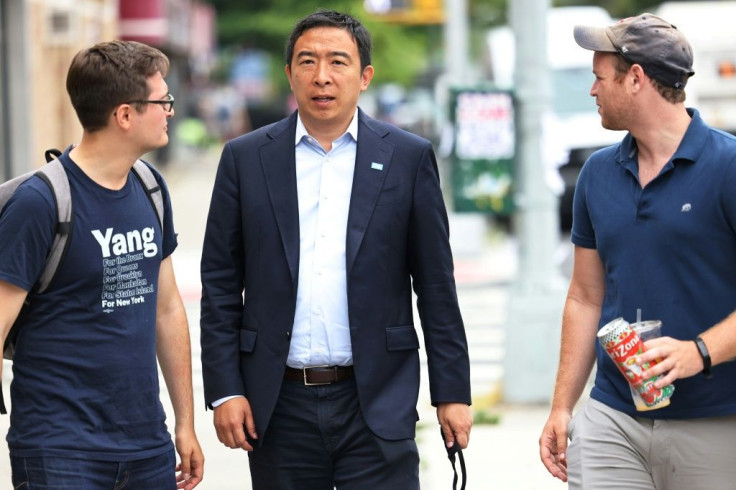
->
[540, 13, 736, 489]
[0, 41, 203, 489]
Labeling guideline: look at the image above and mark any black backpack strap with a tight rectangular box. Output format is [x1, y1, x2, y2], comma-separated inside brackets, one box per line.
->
[0, 146, 60, 215]
[442, 430, 467, 490]
[131, 160, 164, 231]
[33, 158, 72, 294]
[45, 148, 62, 163]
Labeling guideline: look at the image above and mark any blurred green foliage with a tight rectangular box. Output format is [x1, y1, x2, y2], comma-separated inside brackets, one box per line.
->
[556, 0, 666, 18]
[209, 0, 442, 94]
[206, 0, 670, 94]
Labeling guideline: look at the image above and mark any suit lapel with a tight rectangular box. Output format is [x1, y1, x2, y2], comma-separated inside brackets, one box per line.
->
[261, 114, 299, 285]
[347, 112, 394, 273]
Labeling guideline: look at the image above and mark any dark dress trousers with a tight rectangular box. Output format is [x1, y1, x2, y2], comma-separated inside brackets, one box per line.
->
[200, 109, 471, 442]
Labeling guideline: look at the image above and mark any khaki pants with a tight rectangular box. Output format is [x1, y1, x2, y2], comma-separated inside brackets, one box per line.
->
[567, 398, 736, 490]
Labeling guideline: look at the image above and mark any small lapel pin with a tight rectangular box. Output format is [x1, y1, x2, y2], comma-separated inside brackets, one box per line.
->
[371, 162, 384, 171]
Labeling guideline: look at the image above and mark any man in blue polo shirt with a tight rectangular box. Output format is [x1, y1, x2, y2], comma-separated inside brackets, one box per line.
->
[539, 13, 736, 489]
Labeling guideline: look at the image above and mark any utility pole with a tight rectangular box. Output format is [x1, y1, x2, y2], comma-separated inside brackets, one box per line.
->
[503, 0, 567, 402]
[0, 0, 30, 180]
[441, 0, 490, 258]
[444, 0, 469, 85]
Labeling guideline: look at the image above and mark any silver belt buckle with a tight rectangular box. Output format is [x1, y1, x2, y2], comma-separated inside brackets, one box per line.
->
[303, 365, 331, 386]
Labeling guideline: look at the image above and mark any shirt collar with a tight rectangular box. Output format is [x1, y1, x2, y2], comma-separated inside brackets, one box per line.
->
[295, 111, 359, 146]
[670, 108, 709, 165]
[619, 108, 706, 166]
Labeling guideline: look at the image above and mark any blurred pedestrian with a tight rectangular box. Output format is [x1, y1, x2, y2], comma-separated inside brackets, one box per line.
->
[0, 40, 203, 489]
[200, 9, 471, 489]
[540, 13, 736, 489]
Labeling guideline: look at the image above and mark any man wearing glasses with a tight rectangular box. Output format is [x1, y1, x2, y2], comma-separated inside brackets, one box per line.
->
[0, 41, 203, 489]
[129, 93, 176, 113]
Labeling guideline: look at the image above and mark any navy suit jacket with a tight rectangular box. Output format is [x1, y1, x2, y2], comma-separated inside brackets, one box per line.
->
[200, 109, 471, 441]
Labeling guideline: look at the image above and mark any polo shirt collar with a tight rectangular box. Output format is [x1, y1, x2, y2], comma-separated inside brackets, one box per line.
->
[618, 108, 707, 170]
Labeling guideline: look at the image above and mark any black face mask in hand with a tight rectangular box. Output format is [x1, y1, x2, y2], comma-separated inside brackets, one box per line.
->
[441, 429, 466, 490]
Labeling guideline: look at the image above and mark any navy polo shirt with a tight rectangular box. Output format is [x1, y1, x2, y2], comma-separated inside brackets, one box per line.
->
[572, 109, 736, 419]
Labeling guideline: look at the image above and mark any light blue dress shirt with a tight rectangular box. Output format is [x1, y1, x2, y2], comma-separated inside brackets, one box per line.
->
[287, 113, 358, 368]
[212, 112, 358, 407]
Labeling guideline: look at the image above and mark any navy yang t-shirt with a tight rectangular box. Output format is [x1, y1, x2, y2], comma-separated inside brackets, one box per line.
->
[0, 151, 177, 460]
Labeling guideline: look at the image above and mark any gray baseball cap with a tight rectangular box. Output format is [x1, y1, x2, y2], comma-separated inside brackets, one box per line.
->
[573, 13, 694, 89]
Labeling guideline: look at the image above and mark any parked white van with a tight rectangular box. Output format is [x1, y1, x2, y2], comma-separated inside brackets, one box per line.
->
[655, 1, 736, 134]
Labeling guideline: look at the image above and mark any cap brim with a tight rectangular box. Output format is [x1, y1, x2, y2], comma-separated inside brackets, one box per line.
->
[573, 25, 617, 52]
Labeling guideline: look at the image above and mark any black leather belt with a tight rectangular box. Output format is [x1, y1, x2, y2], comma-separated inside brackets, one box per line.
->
[284, 365, 354, 385]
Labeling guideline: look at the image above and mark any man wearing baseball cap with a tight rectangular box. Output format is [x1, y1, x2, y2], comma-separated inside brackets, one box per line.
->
[540, 13, 736, 489]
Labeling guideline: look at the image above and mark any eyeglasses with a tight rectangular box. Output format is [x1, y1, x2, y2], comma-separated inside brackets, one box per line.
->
[127, 93, 175, 112]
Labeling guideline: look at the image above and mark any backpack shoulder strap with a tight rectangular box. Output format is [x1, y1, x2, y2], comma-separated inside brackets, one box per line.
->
[33, 158, 72, 294]
[0, 151, 70, 413]
[0, 171, 37, 214]
[0, 154, 70, 294]
[131, 160, 164, 231]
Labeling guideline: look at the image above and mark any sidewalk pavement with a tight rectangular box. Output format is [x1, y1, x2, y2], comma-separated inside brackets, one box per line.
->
[0, 147, 570, 489]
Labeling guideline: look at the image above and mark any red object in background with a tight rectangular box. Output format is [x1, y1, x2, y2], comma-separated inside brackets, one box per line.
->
[119, 0, 167, 46]
[119, 0, 215, 57]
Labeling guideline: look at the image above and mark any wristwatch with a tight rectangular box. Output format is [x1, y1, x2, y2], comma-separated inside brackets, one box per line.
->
[693, 336, 712, 379]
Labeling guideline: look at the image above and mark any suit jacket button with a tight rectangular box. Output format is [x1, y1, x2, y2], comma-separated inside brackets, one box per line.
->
[286, 331, 291, 338]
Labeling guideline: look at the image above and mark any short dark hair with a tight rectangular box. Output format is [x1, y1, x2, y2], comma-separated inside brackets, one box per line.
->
[285, 10, 372, 71]
[612, 53, 686, 104]
[66, 40, 170, 132]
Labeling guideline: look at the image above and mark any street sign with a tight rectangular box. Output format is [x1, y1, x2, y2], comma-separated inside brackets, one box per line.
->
[450, 88, 515, 214]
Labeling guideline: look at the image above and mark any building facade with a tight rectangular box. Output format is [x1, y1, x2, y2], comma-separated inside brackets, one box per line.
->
[0, 0, 215, 179]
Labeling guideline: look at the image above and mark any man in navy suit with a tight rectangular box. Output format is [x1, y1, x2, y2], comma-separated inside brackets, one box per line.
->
[200, 10, 472, 489]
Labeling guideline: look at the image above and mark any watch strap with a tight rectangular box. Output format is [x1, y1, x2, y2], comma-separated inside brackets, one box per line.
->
[693, 336, 712, 379]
